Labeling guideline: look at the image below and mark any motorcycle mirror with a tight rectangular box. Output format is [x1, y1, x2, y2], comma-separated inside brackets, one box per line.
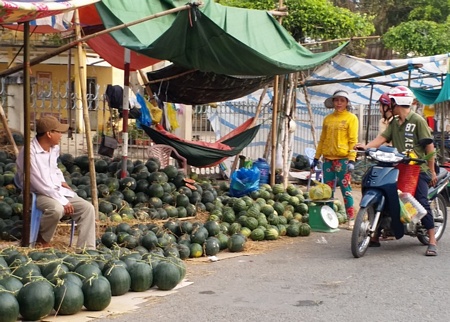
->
[418, 138, 433, 147]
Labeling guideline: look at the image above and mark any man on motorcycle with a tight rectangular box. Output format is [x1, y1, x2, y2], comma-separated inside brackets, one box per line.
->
[355, 86, 438, 256]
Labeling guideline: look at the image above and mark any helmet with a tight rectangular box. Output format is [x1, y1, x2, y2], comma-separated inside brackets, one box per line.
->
[378, 93, 391, 106]
[388, 86, 414, 106]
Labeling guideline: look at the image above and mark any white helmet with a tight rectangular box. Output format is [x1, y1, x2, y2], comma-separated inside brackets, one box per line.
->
[388, 86, 414, 106]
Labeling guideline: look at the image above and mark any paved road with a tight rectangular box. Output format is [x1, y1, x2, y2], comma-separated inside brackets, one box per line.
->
[97, 216, 450, 322]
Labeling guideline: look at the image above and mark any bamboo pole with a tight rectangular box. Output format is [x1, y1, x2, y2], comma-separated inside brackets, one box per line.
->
[301, 35, 381, 47]
[138, 69, 158, 107]
[301, 72, 318, 148]
[269, 0, 286, 186]
[20, 21, 31, 247]
[0, 3, 196, 78]
[0, 103, 18, 156]
[270, 76, 279, 186]
[302, 64, 423, 87]
[282, 73, 295, 187]
[74, 10, 99, 219]
[145, 69, 197, 85]
[365, 83, 374, 144]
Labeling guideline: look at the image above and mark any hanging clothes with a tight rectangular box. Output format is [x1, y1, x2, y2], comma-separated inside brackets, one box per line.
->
[166, 102, 179, 131]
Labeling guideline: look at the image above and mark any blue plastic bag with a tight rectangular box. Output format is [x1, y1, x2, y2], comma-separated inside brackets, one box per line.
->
[136, 93, 152, 128]
[229, 165, 260, 197]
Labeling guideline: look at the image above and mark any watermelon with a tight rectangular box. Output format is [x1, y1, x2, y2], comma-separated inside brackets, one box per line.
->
[299, 223, 311, 236]
[249, 228, 265, 241]
[204, 237, 220, 256]
[82, 275, 111, 311]
[94, 159, 109, 173]
[17, 279, 55, 321]
[264, 227, 279, 240]
[203, 220, 220, 237]
[216, 233, 229, 250]
[0, 291, 19, 322]
[189, 243, 203, 258]
[103, 265, 131, 296]
[53, 281, 84, 315]
[153, 261, 181, 290]
[227, 233, 246, 252]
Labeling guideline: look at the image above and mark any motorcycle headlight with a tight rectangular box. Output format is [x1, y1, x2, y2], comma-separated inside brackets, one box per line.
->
[368, 150, 403, 163]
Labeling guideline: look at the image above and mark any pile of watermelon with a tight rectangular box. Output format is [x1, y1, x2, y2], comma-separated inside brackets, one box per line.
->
[95, 180, 315, 259]
[0, 244, 187, 321]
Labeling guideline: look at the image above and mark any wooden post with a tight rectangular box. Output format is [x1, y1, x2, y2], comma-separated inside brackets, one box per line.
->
[75, 10, 99, 219]
[121, 49, 131, 178]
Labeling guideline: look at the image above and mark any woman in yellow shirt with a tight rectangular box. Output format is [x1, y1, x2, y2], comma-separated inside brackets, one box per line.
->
[313, 90, 359, 229]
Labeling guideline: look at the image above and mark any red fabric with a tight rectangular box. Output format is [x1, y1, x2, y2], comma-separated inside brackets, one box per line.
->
[218, 117, 255, 142]
[86, 33, 159, 71]
[78, 4, 102, 26]
[426, 117, 435, 131]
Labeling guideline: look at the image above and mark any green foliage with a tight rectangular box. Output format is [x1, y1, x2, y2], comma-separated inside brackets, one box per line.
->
[408, 0, 450, 24]
[219, 0, 375, 42]
[383, 21, 450, 56]
[281, 0, 374, 42]
[359, 0, 450, 31]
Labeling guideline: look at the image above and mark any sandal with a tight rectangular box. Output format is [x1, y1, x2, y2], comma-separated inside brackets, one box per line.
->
[425, 244, 438, 256]
[347, 219, 355, 231]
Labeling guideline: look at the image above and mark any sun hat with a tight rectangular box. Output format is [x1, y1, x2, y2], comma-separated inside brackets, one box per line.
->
[324, 90, 351, 108]
[36, 116, 69, 134]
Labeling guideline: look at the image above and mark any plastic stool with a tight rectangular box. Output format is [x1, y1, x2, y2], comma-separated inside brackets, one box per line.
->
[15, 174, 76, 247]
[30, 193, 76, 247]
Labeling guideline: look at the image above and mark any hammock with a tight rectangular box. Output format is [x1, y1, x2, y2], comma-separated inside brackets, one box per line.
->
[141, 118, 260, 167]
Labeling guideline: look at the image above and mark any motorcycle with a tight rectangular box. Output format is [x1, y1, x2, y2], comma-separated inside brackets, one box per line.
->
[433, 131, 450, 162]
[351, 141, 450, 258]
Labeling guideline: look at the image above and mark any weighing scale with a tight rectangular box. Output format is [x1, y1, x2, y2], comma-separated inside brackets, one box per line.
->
[308, 200, 340, 233]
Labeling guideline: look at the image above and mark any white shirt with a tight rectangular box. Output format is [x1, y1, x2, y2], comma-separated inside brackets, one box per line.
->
[16, 137, 75, 205]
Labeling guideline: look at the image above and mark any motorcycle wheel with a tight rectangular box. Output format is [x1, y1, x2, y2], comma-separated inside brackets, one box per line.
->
[417, 194, 448, 245]
[351, 205, 376, 258]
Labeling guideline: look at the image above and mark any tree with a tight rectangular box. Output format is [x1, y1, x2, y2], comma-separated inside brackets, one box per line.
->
[359, 0, 450, 56]
[383, 21, 450, 56]
[219, 0, 374, 42]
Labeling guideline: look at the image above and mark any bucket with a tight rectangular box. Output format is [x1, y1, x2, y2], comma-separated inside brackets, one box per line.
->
[254, 158, 270, 185]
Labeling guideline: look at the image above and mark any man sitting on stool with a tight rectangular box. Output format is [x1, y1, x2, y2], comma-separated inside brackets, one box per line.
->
[16, 116, 96, 250]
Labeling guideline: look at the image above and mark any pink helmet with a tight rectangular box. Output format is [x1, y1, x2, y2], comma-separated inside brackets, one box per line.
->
[378, 93, 391, 106]
[388, 86, 414, 106]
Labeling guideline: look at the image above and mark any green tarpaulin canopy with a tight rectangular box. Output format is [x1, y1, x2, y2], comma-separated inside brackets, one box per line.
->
[411, 74, 450, 105]
[95, 0, 347, 76]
